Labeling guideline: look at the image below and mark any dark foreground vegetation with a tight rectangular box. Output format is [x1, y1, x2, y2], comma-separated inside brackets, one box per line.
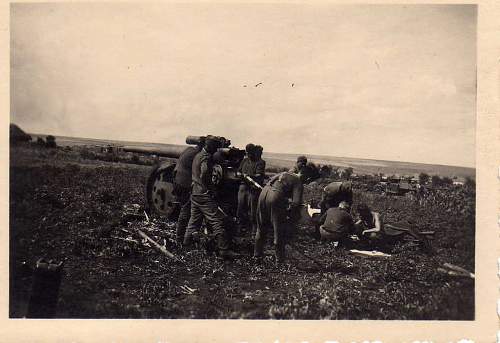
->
[10, 145, 474, 319]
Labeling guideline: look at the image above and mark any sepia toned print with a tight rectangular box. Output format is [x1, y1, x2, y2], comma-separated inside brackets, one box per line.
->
[7, 0, 484, 332]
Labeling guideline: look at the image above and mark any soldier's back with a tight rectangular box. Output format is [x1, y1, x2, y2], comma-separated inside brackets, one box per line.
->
[321, 207, 354, 235]
[191, 149, 212, 195]
[174, 147, 199, 188]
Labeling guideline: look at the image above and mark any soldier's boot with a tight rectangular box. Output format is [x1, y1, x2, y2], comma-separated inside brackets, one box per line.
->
[176, 227, 186, 247]
[182, 234, 192, 247]
[216, 234, 240, 260]
[253, 235, 265, 258]
[250, 222, 257, 237]
[183, 230, 198, 248]
[176, 232, 184, 246]
[274, 242, 286, 266]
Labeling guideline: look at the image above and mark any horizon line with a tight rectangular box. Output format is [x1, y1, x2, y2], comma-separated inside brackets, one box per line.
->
[27, 130, 476, 170]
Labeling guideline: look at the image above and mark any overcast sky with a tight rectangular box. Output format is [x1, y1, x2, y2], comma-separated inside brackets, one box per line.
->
[11, 3, 476, 167]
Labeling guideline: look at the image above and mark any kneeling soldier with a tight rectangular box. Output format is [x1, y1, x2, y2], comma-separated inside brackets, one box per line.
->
[317, 201, 357, 246]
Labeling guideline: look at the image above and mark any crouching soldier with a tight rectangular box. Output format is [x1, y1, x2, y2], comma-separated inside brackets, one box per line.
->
[183, 136, 238, 260]
[354, 203, 384, 240]
[317, 201, 358, 247]
[319, 181, 353, 213]
[352, 203, 430, 250]
[254, 171, 303, 265]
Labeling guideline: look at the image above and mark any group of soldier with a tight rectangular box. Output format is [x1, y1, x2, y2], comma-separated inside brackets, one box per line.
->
[171, 135, 387, 264]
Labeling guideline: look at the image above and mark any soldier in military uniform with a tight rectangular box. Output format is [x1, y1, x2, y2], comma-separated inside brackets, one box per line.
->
[173, 140, 204, 244]
[289, 155, 308, 174]
[254, 171, 303, 264]
[183, 136, 237, 259]
[319, 181, 353, 212]
[236, 144, 266, 234]
[317, 201, 357, 246]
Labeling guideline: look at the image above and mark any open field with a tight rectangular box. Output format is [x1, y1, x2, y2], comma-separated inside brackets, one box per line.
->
[30, 133, 475, 178]
[10, 144, 475, 319]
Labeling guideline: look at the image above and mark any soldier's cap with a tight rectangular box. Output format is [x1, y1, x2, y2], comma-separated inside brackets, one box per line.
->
[297, 155, 308, 163]
[245, 143, 256, 153]
[205, 135, 221, 149]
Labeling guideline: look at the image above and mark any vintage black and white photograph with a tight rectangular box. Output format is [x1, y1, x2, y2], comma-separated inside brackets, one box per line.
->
[9, 3, 476, 321]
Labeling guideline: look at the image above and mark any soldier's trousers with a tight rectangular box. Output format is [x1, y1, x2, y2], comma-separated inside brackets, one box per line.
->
[175, 187, 191, 242]
[254, 186, 287, 262]
[184, 193, 229, 251]
[237, 185, 259, 232]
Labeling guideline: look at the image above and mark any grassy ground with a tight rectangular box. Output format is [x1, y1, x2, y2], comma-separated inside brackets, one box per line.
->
[9, 145, 474, 319]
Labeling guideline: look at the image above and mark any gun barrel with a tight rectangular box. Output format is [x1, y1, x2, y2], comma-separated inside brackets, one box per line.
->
[122, 145, 187, 159]
[185, 136, 205, 145]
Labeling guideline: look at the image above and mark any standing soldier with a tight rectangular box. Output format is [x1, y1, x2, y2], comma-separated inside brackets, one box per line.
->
[289, 155, 308, 173]
[236, 144, 266, 234]
[183, 136, 237, 259]
[254, 171, 303, 265]
[173, 139, 204, 245]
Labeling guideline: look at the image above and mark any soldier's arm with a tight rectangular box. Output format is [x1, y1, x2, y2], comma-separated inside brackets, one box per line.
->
[346, 214, 359, 235]
[318, 211, 328, 225]
[373, 212, 383, 231]
[354, 220, 365, 235]
[199, 155, 210, 187]
[237, 158, 245, 175]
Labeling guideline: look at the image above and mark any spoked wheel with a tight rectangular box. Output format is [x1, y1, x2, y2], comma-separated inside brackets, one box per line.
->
[145, 163, 179, 219]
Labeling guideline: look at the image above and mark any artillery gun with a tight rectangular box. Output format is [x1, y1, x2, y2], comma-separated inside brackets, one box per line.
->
[127, 136, 246, 220]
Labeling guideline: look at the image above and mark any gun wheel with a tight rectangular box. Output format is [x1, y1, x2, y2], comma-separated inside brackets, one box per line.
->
[145, 163, 178, 219]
